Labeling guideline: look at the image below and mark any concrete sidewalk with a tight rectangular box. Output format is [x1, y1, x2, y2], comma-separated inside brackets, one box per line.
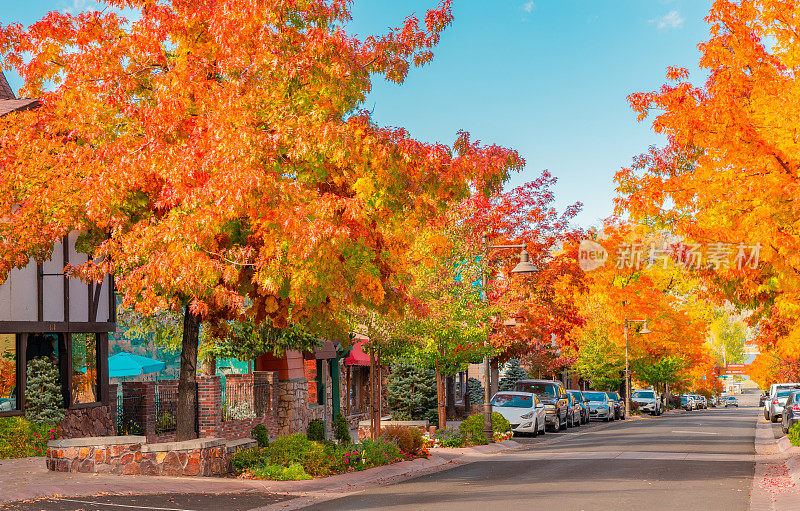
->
[0, 440, 522, 508]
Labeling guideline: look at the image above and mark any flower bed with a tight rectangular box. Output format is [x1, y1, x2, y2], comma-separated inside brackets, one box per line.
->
[233, 429, 429, 481]
[0, 417, 58, 458]
[424, 412, 512, 449]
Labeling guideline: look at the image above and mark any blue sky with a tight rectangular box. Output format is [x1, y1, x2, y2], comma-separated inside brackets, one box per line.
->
[3, 0, 713, 228]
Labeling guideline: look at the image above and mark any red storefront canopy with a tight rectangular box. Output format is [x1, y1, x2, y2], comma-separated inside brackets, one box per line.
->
[344, 337, 371, 366]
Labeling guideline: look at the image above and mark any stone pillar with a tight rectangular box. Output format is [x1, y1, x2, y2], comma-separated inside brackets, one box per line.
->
[275, 378, 308, 436]
[197, 376, 221, 438]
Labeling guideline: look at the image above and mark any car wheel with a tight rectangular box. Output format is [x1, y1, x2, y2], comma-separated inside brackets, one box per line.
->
[540, 418, 546, 435]
[765, 409, 770, 420]
[772, 412, 780, 423]
[531, 421, 539, 437]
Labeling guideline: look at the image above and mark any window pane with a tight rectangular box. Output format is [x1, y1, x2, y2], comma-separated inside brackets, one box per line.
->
[0, 334, 16, 411]
[71, 333, 97, 404]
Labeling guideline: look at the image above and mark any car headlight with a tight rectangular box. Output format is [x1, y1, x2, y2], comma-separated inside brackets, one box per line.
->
[520, 411, 535, 419]
[544, 404, 555, 410]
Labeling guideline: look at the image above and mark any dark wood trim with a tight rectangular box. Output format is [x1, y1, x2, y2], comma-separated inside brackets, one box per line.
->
[108, 276, 116, 323]
[0, 321, 116, 334]
[98, 332, 109, 404]
[60, 333, 71, 409]
[63, 235, 70, 323]
[90, 280, 102, 323]
[0, 410, 23, 417]
[36, 262, 43, 322]
[18, 333, 26, 414]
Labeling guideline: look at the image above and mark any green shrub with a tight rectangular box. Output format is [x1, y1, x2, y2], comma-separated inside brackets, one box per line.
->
[492, 412, 511, 434]
[458, 414, 486, 445]
[790, 422, 800, 447]
[267, 433, 314, 467]
[360, 438, 403, 467]
[251, 463, 312, 481]
[333, 414, 351, 445]
[459, 412, 509, 445]
[0, 417, 57, 459]
[380, 426, 424, 456]
[298, 440, 328, 477]
[307, 418, 325, 442]
[251, 424, 270, 448]
[324, 443, 363, 472]
[434, 427, 467, 448]
[230, 447, 262, 472]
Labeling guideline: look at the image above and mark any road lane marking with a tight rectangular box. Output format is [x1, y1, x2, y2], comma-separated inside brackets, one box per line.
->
[671, 430, 718, 435]
[54, 498, 195, 511]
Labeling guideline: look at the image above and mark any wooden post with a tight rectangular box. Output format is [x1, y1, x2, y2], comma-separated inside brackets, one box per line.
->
[375, 350, 381, 436]
[369, 346, 376, 440]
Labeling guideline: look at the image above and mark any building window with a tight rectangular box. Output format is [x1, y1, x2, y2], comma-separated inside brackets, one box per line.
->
[71, 333, 98, 404]
[305, 359, 318, 405]
[0, 334, 16, 412]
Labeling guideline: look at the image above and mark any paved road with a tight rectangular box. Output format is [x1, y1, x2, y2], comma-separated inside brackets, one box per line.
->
[305, 406, 757, 511]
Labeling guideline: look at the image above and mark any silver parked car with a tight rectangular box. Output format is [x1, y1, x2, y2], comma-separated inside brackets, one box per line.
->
[631, 389, 662, 415]
[768, 388, 800, 422]
[782, 391, 800, 434]
[585, 391, 614, 422]
[491, 391, 547, 436]
[766, 383, 800, 420]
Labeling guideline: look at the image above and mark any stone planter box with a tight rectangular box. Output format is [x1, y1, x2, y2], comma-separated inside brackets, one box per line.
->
[357, 419, 429, 439]
[46, 436, 246, 477]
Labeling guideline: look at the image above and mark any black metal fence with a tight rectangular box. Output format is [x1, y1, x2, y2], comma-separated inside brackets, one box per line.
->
[115, 388, 144, 436]
[154, 384, 178, 434]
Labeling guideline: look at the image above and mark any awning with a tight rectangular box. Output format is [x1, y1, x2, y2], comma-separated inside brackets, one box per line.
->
[344, 338, 372, 366]
[303, 339, 338, 360]
[108, 352, 166, 378]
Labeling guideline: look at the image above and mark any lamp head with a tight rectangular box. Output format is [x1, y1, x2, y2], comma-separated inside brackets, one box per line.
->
[511, 247, 538, 274]
[639, 320, 652, 335]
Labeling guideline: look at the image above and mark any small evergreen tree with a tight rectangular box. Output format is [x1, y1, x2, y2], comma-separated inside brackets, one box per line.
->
[25, 357, 66, 424]
[499, 359, 528, 391]
[467, 377, 484, 404]
[387, 364, 438, 423]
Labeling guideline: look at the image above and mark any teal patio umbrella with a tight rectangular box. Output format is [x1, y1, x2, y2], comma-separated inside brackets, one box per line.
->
[108, 352, 166, 378]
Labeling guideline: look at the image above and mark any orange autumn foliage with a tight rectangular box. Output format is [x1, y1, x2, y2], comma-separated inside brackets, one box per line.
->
[616, 0, 800, 375]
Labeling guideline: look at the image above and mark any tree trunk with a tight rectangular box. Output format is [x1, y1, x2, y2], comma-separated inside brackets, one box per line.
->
[437, 370, 446, 430]
[176, 305, 200, 441]
[446, 375, 456, 418]
[464, 368, 471, 415]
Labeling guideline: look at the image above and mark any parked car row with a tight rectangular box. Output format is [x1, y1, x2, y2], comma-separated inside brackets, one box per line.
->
[759, 382, 800, 433]
[489, 379, 642, 437]
[680, 393, 711, 411]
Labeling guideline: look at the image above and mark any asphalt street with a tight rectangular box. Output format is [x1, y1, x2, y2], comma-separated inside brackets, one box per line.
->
[1, 404, 760, 511]
[305, 406, 757, 511]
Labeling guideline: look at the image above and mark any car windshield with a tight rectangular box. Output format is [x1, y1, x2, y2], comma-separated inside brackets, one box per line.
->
[516, 382, 558, 397]
[584, 392, 607, 401]
[633, 391, 656, 399]
[727, 397, 736, 401]
[491, 394, 533, 408]
[607, 393, 619, 399]
[778, 390, 795, 398]
[568, 392, 584, 401]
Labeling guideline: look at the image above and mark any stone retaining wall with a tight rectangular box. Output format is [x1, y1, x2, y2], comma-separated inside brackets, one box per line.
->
[58, 404, 116, 439]
[46, 436, 248, 477]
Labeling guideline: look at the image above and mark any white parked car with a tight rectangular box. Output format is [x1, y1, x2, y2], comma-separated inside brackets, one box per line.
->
[766, 383, 800, 421]
[490, 391, 547, 436]
[631, 389, 662, 415]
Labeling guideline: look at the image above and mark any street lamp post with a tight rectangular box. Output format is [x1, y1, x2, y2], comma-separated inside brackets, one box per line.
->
[482, 234, 537, 442]
[623, 317, 651, 418]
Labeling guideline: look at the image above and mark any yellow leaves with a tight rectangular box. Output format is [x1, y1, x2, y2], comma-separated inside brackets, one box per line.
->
[353, 177, 375, 198]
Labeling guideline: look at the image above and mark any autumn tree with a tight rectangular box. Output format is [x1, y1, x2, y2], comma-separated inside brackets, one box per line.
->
[615, 0, 800, 380]
[459, 172, 586, 377]
[0, 0, 522, 439]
